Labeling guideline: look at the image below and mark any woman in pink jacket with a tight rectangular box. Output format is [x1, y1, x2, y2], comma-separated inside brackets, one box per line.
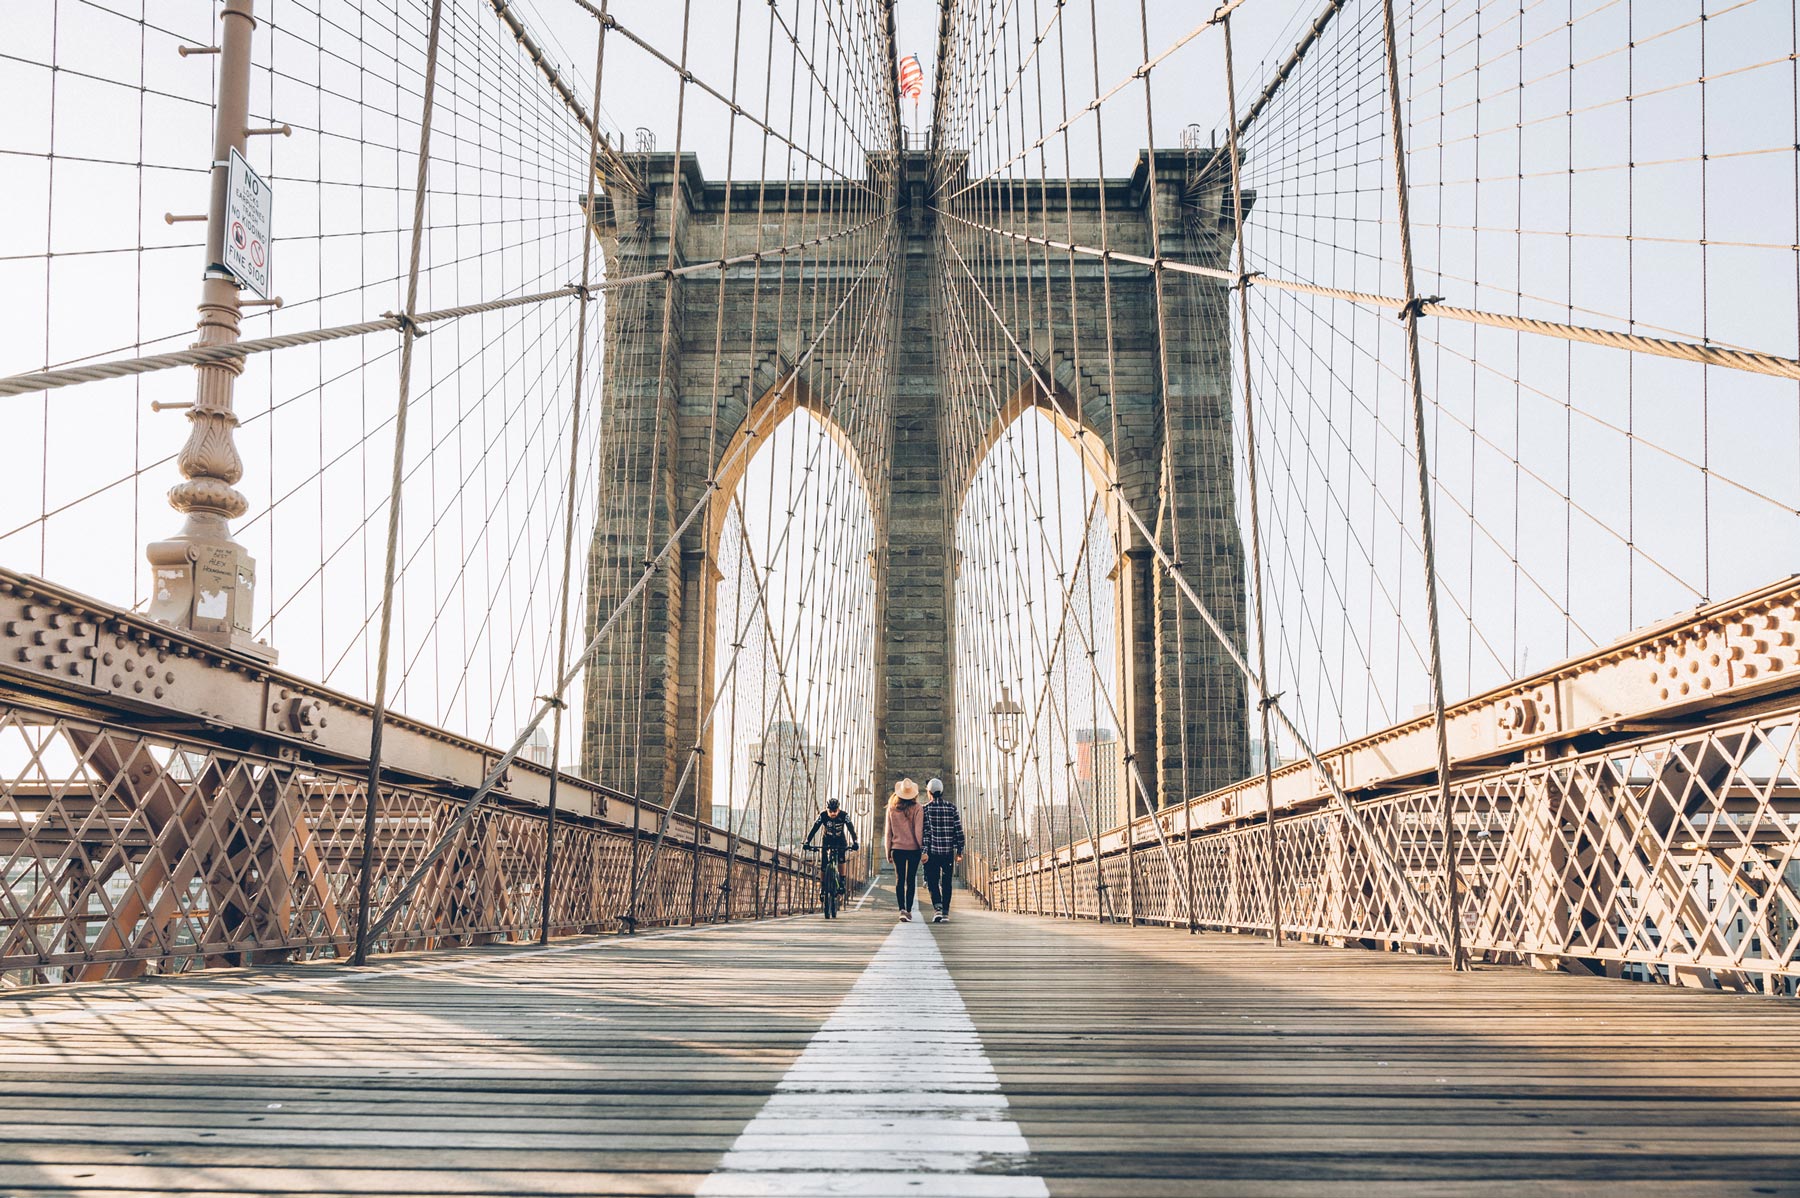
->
[885, 777, 925, 921]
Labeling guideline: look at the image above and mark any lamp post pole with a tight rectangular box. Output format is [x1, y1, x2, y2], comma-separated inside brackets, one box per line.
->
[147, 0, 275, 662]
[991, 684, 1024, 911]
[853, 779, 873, 888]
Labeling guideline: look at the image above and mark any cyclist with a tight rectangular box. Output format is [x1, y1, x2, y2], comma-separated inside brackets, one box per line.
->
[803, 798, 860, 897]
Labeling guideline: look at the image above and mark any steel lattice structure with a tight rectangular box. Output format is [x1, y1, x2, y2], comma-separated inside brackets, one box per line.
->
[5, 0, 1800, 998]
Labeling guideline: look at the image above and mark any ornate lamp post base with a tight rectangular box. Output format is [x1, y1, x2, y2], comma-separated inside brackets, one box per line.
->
[147, 515, 276, 664]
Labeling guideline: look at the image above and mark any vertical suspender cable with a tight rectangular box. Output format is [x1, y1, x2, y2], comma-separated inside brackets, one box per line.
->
[1220, 14, 1282, 946]
[538, 0, 613, 947]
[353, 0, 446, 966]
[623, 0, 696, 932]
[1132, 0, 1200, 931]
[1378, 0, 1466, 971]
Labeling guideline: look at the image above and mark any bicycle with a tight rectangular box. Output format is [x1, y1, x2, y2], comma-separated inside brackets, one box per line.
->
[803, 842, 851, 919]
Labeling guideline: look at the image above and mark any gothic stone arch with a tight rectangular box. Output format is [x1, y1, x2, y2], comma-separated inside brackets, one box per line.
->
[583, 149, 1248, 824]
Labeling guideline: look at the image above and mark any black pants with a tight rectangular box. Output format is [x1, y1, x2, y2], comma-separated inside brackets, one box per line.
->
[891, 849, 921, 911]
[823, 843, 851, 893]
[924, 852, 956, 913]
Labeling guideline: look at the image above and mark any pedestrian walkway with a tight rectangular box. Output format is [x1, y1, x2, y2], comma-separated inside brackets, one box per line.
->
[0, 882, 1797, 1195]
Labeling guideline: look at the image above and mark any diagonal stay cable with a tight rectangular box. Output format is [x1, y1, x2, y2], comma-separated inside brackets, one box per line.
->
[364, 222, 896, 946]
[935, 0, 1254, 202]
[933, 242, 1191, 926]
[937, 209, 1800, 384]
[937, 222, 1455, 952]
[0, 217, 884, 400]
[621, 237, 904, 927]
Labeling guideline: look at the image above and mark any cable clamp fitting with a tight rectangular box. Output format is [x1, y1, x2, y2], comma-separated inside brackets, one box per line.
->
[1236, 270, 1262, 291]
[1257, 690, 1285, 712]
[536, 694, 567, 711]
[1397, 295, 1443, 321]
[383, 311, 428, 338]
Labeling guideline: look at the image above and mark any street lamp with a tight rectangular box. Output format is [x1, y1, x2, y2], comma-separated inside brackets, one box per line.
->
[990, 684, 1026, 867]
[853, 780, 872, 880]
[991, 683, 1025, 756]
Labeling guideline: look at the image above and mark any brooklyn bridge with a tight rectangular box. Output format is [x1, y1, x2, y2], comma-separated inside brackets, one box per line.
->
[2, 0, 1799, 1192]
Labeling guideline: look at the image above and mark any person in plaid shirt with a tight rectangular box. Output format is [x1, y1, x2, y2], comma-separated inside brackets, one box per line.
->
[920, 777, 965, 922]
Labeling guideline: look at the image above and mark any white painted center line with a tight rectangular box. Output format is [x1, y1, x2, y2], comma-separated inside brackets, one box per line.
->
[698, 918, 1048, 1197]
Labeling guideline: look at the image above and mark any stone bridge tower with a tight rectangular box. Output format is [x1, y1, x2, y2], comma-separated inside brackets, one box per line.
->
[580, 149, 1248, 827]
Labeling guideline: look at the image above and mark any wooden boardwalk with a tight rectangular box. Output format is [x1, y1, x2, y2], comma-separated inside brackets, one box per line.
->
[1, 882, 1798, 1196]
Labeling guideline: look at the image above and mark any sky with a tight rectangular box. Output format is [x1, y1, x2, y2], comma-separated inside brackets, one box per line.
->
[4, 0, 1799, 812]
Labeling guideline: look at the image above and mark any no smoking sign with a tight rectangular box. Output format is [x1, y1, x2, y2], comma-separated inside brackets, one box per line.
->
[223, 149, 272, 299]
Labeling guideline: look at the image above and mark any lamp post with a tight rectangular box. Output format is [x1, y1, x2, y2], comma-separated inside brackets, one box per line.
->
[147, 0, 276, 663]
[990, 684, 1025, 905]
[853, 779, 872, 882]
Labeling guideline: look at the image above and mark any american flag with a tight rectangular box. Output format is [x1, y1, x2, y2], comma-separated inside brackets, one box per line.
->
[898, 53, 923, 103]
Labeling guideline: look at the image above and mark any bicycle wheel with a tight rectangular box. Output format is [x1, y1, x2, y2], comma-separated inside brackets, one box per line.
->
[823, 870, 839, 919]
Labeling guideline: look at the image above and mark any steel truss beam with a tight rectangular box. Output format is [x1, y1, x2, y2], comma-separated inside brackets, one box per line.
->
[0, 567, 826, 986]
[981, 576, 1800, 989]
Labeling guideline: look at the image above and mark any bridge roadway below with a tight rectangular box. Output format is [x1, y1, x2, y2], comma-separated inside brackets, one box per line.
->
[1, 881, 1797, 1197]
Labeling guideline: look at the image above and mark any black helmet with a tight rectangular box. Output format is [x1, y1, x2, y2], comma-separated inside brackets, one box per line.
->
[825, 797, 841, 812]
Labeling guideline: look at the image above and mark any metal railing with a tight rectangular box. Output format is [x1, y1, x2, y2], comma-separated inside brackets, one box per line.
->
[0, 696, 829, 988]
[971, 703, 1800, 995]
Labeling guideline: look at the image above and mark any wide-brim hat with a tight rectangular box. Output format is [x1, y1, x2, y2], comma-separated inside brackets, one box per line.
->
[893, 777, 919, 800]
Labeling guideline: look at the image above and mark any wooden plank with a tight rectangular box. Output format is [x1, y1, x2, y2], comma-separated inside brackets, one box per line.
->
[934, 909, 1800, 1193]
[0, 892, 1796, 1195]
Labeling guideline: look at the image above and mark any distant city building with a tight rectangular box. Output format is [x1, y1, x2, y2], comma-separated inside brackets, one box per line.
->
[737, 720, 827, 850]
[1019, 729, 1124, 854]
[712, 805, 762, 844]
[1029, 800, 1075, 854]
[1074, 726, 1126, 827]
